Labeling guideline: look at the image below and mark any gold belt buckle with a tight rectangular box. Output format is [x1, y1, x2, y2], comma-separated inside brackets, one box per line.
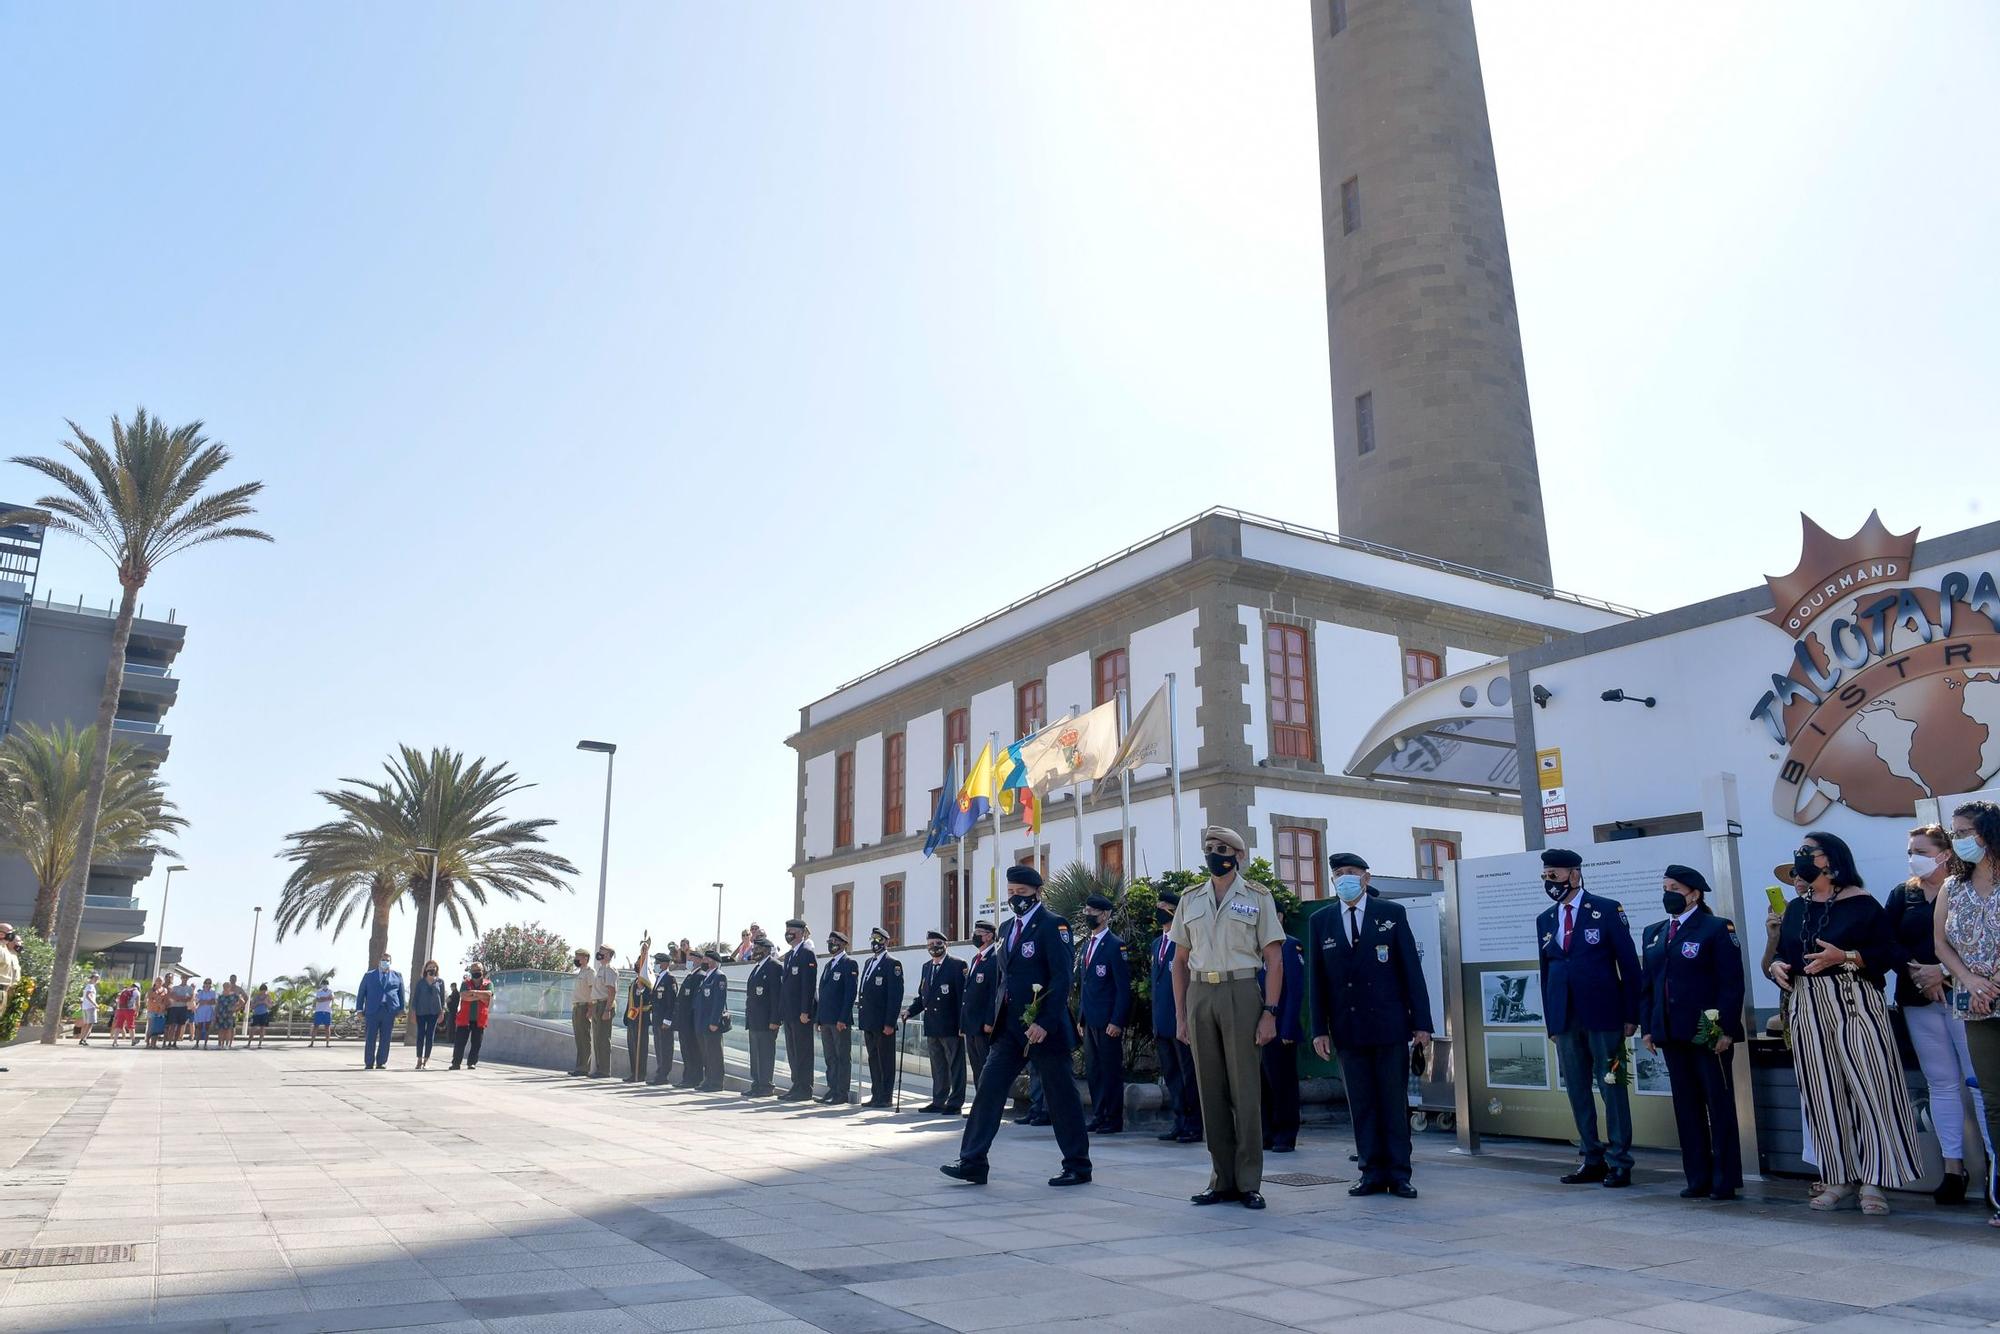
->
[1202, 970, 1222, 984]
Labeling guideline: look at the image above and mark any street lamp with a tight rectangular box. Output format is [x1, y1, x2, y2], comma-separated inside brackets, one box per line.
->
[713, 882, 724, 954]
[414, 846, 441, 966]
[246, 906, 263, 991]
[152, 864, 187, 983]
[577, 741, 616, 951]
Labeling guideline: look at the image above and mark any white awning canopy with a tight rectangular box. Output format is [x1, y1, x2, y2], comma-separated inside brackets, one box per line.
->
[1345, 660, 1523, 794]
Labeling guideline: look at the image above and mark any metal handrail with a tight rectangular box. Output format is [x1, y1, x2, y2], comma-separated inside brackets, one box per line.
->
[32, 590, 178, 624]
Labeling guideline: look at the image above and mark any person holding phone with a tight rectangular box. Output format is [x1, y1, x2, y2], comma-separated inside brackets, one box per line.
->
[1936, 799, 2000, 1231]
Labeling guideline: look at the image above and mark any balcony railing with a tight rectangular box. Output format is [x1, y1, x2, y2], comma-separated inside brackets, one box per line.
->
[111, 718, 163, 735]
[33, 590, 178, 624]
[84, 894, 141, 912]
[122, 662, 173, 680]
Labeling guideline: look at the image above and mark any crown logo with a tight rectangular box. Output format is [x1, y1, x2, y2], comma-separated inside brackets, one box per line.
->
[1759, 510, 1920, 637]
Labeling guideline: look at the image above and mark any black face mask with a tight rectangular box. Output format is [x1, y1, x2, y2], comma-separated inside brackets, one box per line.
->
[1542, 878, 1567, 901]
[927, 944, 945, 957]
[1662, 890, 1690, 917]
[1009, 894, 1035, 916]
[1154, 908, 1173, 926]
[973, 934, 994, 950]
[1205, 852, 1238, 878]
[870, 940, 885, 954]
[1793, 854, 1819, 883]
[1082, 912, 1102, 930]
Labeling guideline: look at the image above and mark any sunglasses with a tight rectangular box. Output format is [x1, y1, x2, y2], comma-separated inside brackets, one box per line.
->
[1794, 846, 1823, 859]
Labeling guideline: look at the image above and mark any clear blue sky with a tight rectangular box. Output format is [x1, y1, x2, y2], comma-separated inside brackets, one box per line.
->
[1, 2, 1994, 985]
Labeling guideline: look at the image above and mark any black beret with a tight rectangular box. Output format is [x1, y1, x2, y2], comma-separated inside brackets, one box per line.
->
[1328, 852, 1370, 871]
[1084, 894, 1114, 912]
[784, 918, 807, 930]
[1005, 865, 1043, 888]
[972, 920, 995, 933]
[702, 949, 723, 962]
[925, 930, 946, 942]
[651, 951, 670, 963]
[1664, 864, 1712, 896]
[1157, 891, 1180, 907]
[1542, 848, 1583, 869]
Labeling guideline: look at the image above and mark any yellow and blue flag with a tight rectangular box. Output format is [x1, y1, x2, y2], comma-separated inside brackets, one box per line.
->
[948, 743, 997, 839]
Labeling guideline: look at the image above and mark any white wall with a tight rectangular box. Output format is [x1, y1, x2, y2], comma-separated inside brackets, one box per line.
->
[1128, 609, 1201, 780]
[802, 751, 836, 858]
[853, 732, 884, 847]
[969, 682, 1015, 761]
[1446, 646, 1497, 677]
[1047, 652, 1091, 722]
[1240, 605, 1268, 764]
[1239, 786, 1522, 880]
[1315, 621, 1404, 769]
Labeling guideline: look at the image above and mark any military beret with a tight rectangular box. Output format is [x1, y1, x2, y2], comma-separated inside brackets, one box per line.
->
[870, 926, 889, 941]
[651, 951, 671, 963]
[1157, 891, 1180, 907]
[1084, 894, 1115, 912]
[1542, 848, 1584, 869]
[826, 929, 848, 945]
[1664, 864, 1712, 896]
[751, 935, 773, 950]
[1327, 851, 1370, 872]
[1201, 825, 1247, 855]
[925, 930, 946, 942]
[702, 949, 723, 962]
[785, 918, 807, 930]
[972, 920, 995, 933]
[1005, 865, 1043, 888]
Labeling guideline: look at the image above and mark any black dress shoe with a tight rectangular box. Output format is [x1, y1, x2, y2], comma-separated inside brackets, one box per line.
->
[1348, 1182, 1387, 1197]
[1709, 1189, 1737, 1202]
[1240, 1192, 1266, 1210]
[1012, 1113, 1035, 1125]
[939, 1160, 989, 1185]
[1679, 1186, 1707, 1199]
[567, 1068, 586, 1077]
[1191, 1188, 1242, 1206]
[1935, 1170, 1971, 1206]
[917, 1103, 941, 1113]
[1096, 1126, 1122, 1136]
[1048, 1170, 1092, 1187]
[1156, 1130, 1182, 1142]
[1560, 1163, 1609, 1185]
[1025, 1114, 1051, 1126]
[939, 1104, 963, 1115]
[1176, 1131, 1202, 1143]
[1270, 1142, 1296, 1154]
[1603, 1169, 1632, 1189]
[1389, 1183, 1418, 1199]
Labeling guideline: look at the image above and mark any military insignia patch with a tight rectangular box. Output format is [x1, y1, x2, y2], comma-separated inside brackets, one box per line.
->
[1377, 919, 1392, 932]
[1375, 945, 1390, 962]
[1095, 964, 1108, 976]
[940, 985, 949, 994]
[754, 986, 765, 995]
[1022, 942, 1037, 958]
[872, 976, 883, 986]
[1583, 928, 1601, 945]
[1681, 941, 1701, 959]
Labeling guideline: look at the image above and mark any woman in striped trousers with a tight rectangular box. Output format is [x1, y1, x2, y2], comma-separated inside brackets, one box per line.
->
[1769, 831, 1920, 1216]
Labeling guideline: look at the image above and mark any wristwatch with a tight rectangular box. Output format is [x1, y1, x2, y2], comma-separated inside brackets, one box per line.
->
[1262, 1005, 1279, 1016]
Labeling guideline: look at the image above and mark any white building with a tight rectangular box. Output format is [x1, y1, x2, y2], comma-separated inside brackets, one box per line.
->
[789, 509, 1635, 943]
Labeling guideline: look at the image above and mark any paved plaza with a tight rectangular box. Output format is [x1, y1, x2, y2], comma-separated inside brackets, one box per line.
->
[0, 1043, 1997, 1334]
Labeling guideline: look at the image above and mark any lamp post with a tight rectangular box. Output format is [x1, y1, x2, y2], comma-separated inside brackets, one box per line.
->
[246, 906, 263, 991]
[713, 882, 723, 953]
[414, 846, 441, 966]
[152, 864, 186, 983]
[577, 741, 617, 951]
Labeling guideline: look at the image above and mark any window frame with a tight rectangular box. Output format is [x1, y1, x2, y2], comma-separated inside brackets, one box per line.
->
[880, 879, 904, 947]
[833, 750, 855, 848]
[832, 886, 853, 942]
[1016, 678, 1046, 738]
[1264, 621, 1316, 761]
[945, 708, 970, 781]
[1095, 834, 1126, 886]
[1355, 391, 1375, 456]
[881, 732, 906, 838]
[1402, 648, 1442, 696]
[1093, 649, 1130, 709]
[1275, 825, 1326, 900]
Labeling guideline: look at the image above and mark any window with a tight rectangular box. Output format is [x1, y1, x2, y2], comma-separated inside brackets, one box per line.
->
[882, 733, 906, 838]
[1416, 837, 1459, 881]
[1015, 847, 1051, 876]
[1016, 678, 1046, 737]
[880, 880, 903, 946]
[1093, 649, 1129, 708]
[940, 865, 970, 942]
[1340, 176, 1360, 234]
[1331, 0, 1347, 35]
[1097, 837, 1125, 885]
[1402, 648, 1441, 696]
[834, 751, 855, 848]
[1265, 623, 1315, 759]
[1276, 826, 1325, 899]
[945, 708, 970, 778]
[1355, 391, 1375, 456]
[832, 887, 853, 942]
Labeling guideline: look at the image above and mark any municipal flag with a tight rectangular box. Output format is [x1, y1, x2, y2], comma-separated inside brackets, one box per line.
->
[1101, 683, 1173, 782]
[1018, 700, 1119, 791]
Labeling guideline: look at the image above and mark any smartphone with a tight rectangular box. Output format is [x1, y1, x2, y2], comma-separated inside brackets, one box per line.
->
[1954, 988, 1999, 1021]
[1764, 885, 1789, 917]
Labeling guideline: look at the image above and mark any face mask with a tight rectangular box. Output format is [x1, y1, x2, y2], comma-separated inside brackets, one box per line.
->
[1082, 912, 1101, 930]
[974, 934, 993, 950]
[928, 943, 945, 957]
[1010, 894, 1035, 916]
[870, 939, 885, 954]
[380, 961, 392, 971]
[1953, 835, 1984, 862]
[1154, 908, 1173, 926]
[1333, 874, 1366, 904]
[1542, 878, 1567, 901]
[1910, 852, 1943, 878]
[1662, 890, 1690, 916]
[1205, 852, 1237, 878]
[785, 932, 800, 944]
[1792, 855, 1818, 883]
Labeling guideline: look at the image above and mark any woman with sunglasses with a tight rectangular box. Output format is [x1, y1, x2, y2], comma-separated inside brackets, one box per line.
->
[1935, 799, 2000, 1231]
[411, 961, 446, 1070]
[1768, 831, 1920, 1215]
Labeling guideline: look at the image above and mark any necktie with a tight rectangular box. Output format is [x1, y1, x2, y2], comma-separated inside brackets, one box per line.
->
[1562, 903, 1574, 950]
[1667, 917, 1679, 942]
[1348, 906, 1361, 946]
[1084, 936, 1097, 970]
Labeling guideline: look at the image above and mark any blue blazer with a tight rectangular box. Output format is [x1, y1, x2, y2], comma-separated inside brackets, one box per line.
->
[857, 953, 904, 1029]
[1640, 909, 1745, 1045]
[356, 968, 405, 1019]
[997, 906, 1078, 1052]
[816, 953, 858, 1025]
[780, 942, 817, 1023]
[1077, 931, 1132, 1029]
[692, 969, 730, 1031]
[961, 945, 1002, 1037]
[1257, 936, 1307, 1044]
[650, 971, 677, 1029]
[1148, 936, 1180, 1035]
[906, 954, 966, 1036]
[744, 958, 784, 1028]
[1307, 894, 1432, 1049]
[1536, 890, 1642, 1034]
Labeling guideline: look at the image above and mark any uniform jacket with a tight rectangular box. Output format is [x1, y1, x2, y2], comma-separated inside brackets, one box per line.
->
[779, 941, 818, 1023]
[961, 944, 1002, 1037]
[1640, 908, 1745, 1045]
[745, 957, 783, 1028]
[905, 953, 966, 1036]
[692, 968, 730, 1031]
[857, 950, 905, 1030]
[997, 905, 1078, 1053]
[1149, 935, 1181, 1036]
[623, 975, 654, 1030]
[1257, 935, 1307, 1044]
[356, 968, 405, 1019]
[1536, 890, 1641, 1034]
[1308, 893, 1433, 1049]
[672, 971, 698, 1032]
[1076, 930, 1132, 1029]
[816, 952, 858, 1026]
[650, 970, 678, 1028]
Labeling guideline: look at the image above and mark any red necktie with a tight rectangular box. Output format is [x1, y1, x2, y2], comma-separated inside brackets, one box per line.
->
[1084, 937, 1097, 970]
[1667, 918, 1679, 943]
[1562, 904, 1574, 950]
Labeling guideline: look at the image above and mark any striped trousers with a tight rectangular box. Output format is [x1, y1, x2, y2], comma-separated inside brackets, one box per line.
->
[1790, 971, 1921, 1188]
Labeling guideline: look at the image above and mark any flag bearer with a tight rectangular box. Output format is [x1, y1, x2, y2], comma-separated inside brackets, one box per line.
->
[1150, 893, 1201, 1144]
[858, 927, 905, 1108]
[906, 930, 968, 1113]
[1077, 894, 1131, 1134]
[777, 918, 818, 1100]
[622, 956, 654, 1083]
[815, 930, 858, 1104]
[1537, 847, 1642, 1188]
[744, 935, 783, 1097]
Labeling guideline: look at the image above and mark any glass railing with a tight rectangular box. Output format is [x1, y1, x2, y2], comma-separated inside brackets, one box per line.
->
[84, 894, 141, 911]
[122, 662, 174, 679]
[111, 718, 163, 734]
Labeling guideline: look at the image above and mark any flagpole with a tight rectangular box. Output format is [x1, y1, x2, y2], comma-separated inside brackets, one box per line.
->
[1070, 703, 1085, 874]
[953, 742, 967, 939]
[1167, 671, 1183, 873]
[1117, 688, 1132, 896]
[987, 730, 1002, 925]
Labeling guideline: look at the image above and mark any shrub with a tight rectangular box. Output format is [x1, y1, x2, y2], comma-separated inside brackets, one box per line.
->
[465, 921, 571, 973]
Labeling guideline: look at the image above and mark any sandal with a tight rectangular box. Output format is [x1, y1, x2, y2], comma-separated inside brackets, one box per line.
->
[1859, 1185, 1890, 1216]
[1809, 1183, 1858, 1212]
[1988, 1211, 2000, 1229]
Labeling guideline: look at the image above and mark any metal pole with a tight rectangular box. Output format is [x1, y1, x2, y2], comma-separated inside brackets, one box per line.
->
[1117, 689, 1132, 890]
[594, 750, 616, 950]
[1070, 706, 1085, 873]
[714, 882, 724, 952]
[247, 906, 262, 990]
[152, 866, 180, 982]
[952, 742, 967, 938]
[1166, 673, 1183, 872]
[987, 732, 1002, 924]
[423, 853, 440, 966]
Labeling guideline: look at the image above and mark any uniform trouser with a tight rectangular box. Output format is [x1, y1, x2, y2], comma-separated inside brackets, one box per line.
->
[1554, 1028, 1635, 1170]
[927, 1034, 967, 1108]
[1158, 1035, 1202, 1136]
[625, 1022, 649, 1081]
[592, 1011, 614, 1076]
[415, 1014, 438, 1062]
[1903, 1001, 1995, 1162]
[784, 1017, 815, 1095]
[1340, 1043, 1414, 1187]
[699, 1028, 725, 1090]
[1260, 1040, 1301, 1147]
[364, 1013, 394, 1068]
[1083, 1025, 1124, 1128]
[1960, 1021, 2000, 1208]
[748, 1026, 779, 1092]
[965, 1029, 992, 1096]
[571, 1004, 593, 1072]
[1187, 978, 1265, 1193]
[958, 1015, 1091, 1173]
[820, 1024, 852, 1100]
[864, 1028, 896, 1103]
[678, 1023, 706, 1086]
[650, 1021, 675, 1084]
[1661, 1039, 1741, 1192]
[451, 1025, 485, 1067]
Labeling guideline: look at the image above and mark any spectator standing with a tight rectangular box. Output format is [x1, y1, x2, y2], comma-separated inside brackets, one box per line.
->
[191, 978, 217, 1048]
[248, 985, 272, 1047]
[735, 929, 755, 963]
[0, 924, 19, 1069]
[1936, 799, 2000, 1231]
[623, 954, 655, 1084]
[356, 954, 406, 1071]
[76, 971, 101, 1043]
[441, 981, 460, 1052]
[167, 977, 194, 1047]
[112, 981, 139, 1044]
[311, 982, 335, 1047]
[411, 962, 446, 1070]
[215, 977, 242, 1049]
[145, 980, 168, 1049]
[449, 965, 492, 1069]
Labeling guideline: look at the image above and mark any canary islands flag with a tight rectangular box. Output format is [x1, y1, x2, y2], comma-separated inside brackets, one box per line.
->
[948, 743, 997, 839]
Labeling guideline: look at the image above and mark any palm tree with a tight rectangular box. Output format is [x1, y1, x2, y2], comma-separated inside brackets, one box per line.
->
[0, 723, 188, 934]
[5, 410, 269, 1043]
[275, 964, 337, 992]
[274, 813, 409, 978]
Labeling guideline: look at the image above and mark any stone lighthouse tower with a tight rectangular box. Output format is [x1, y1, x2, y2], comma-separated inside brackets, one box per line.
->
[1309, 0, 1553, 586]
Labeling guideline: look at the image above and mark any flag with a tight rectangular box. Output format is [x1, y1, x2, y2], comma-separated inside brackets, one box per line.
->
[1002, 733, 1040, 833]
[992, 744, 1019, 817]
[948, 743, 996, 839]
[1018, 700, 1119, 792]
[1100, 683, 1172, 783]
[920, 779, 958, 859]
